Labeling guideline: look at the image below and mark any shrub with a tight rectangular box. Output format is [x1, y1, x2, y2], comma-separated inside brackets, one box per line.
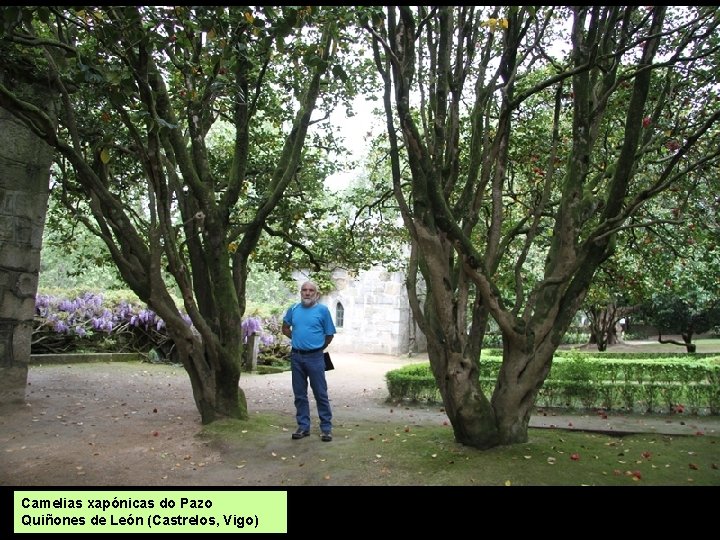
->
[33, 290, 286, 367]
[33, 291, 186, 359]
[385, 352, 720, 414]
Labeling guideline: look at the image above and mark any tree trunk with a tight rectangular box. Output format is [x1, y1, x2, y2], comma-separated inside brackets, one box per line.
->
[412, 225, 500, 449]
[0, 80, 57, 404]
[658, 332, 696, 353]
[492, 342, 554, 444]
[424, 308, 499, 449]
[142, 280, 248, 424]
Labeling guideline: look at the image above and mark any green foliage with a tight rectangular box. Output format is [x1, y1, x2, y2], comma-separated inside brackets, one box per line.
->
[642, 293, 720, 338]
[40, 196, 125, 290]
[387, 351, 720, 414]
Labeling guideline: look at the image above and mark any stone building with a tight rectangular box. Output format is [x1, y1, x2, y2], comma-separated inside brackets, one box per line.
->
[292, 267, 427, 356]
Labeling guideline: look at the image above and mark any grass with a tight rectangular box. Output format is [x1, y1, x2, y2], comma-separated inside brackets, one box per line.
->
[202, 412, 720, 486]
[568, 337, 720, 354]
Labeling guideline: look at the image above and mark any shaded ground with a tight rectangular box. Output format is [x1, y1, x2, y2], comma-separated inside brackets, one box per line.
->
[1, 344, 719, 486]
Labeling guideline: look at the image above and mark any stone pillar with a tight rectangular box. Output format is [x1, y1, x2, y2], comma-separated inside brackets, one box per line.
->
[243, 332, 260, 372]
[0, 78, 57, 403]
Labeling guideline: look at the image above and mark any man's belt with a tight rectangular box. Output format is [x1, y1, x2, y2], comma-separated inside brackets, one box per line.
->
[292, 347, 324, 354]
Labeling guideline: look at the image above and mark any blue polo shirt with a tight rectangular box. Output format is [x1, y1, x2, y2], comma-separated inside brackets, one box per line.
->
[283, 302, 336, 350]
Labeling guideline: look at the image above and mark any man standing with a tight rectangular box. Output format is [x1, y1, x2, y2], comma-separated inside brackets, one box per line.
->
[282, 281, 336, 442]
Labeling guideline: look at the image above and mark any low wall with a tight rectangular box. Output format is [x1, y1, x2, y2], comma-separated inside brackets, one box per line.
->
[30, 352, 144, 364]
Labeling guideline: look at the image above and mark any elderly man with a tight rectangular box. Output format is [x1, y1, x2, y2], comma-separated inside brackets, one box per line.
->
[282, 281, 336, 442]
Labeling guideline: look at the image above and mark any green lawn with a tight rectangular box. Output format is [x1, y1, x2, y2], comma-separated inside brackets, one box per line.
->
[205, 413, 720, 486]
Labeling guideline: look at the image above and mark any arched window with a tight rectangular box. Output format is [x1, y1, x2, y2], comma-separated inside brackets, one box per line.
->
[335, 302, 344, 328]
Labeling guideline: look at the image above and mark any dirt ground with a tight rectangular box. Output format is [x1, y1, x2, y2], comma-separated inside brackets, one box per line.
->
[2, 342, 718, 487]
[0, 352, 447, 486]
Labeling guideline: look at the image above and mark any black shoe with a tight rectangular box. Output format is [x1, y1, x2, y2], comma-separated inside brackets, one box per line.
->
[321, 432, 332, 442]
[292, 429, 310, 440]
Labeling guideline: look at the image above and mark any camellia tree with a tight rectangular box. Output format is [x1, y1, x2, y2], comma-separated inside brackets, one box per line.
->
[583, 154, 720, 351]
[364, 6, 720, 447]
[636, 179, 720, 352]
[0, 6, 366, 422]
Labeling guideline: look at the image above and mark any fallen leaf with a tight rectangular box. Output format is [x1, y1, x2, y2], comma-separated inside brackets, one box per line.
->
[689, 463, 699, 470]
[641, 451, 652, 459]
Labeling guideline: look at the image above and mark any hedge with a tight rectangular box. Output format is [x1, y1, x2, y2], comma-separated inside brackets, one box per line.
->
[386, 351, 720, 415]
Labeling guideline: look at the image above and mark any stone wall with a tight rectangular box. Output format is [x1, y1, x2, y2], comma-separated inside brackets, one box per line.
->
[0, 92, 56, 403]
[291, 268, 427, 356]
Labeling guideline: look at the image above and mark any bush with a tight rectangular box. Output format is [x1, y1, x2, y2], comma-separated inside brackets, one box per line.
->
[33, 290, 287, 367]
[33, 291, 186, 360]
[385, 352, 720, 414]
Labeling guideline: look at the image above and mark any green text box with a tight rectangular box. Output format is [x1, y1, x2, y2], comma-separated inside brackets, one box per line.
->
[14, 490, 286, 534]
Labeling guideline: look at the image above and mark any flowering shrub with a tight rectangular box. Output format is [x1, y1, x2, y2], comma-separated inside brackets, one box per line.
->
[241, 317, 263, 343]
[242, 314, 290, 366]
[33, 291, 288, 365]
[33, 292, 186, 360]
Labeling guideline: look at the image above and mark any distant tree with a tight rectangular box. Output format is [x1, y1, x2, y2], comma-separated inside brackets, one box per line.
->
[629, 171, 719, 352]
[643, 293, 719, 353]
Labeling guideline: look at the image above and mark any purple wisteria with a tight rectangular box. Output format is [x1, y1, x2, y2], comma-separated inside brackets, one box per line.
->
[33, 292, 285, 363]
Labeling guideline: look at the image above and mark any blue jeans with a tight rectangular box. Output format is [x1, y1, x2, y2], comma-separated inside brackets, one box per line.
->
[291, 350, 332, 434]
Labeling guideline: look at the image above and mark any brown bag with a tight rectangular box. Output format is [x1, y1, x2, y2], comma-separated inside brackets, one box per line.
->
[323, 352, 334, 371]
